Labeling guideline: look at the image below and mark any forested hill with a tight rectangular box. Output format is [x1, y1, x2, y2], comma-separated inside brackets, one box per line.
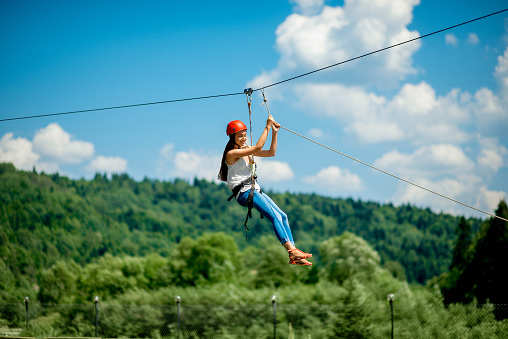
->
[0, 162, 481, 293]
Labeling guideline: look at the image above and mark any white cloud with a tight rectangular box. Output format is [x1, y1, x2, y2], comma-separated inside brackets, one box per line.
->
[290, 0, 324, 15]
[308, 128, 324, 138]
[394, 175, 505, 217]
[0, 133, 40, 171]
[478, 149, 503, 172]
[88, 156, 127, 174]
[375, 144, 474, 179]
[473, 88, 503, 115]
[0, 132, 61, 173]
[303, 165, 363, 192]
[495, 46, 508, 77]
[256, 159, 294, 182]
[468, 33, 479, 45]
[478, 186, 506, 212]
[294, 82, 386, 120]
[465, 46, 508, 129]
[160, 143, 174, 160]
[445, 34, 458, 46]
[375, 144, 506, 216]
[33, 123, 94, 164]
[389, 82, 437, 115]
[385, 27, 420, 76]
[349, 120, 404, 143]
[172, 150, 221, 182]
[477, 136, 507, 173]
[295, 81, 471, 144]
[250, 0, 421, 89]
[275, 6, 347, 70]
[396, 176, 466, 208]
[495, 46, 508, 100]
[469, 88, 507, 134]
[1, 124, 128, 177]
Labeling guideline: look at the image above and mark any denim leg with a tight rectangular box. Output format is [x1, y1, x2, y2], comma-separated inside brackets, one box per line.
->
[237, 190, 291, 244]
[260, 192, 294, 244]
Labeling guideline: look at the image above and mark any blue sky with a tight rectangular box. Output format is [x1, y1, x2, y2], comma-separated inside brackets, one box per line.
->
[1, 0, 507, 218]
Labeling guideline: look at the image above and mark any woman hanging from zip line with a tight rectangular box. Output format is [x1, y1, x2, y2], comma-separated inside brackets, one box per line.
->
[218, 114, 313, 266]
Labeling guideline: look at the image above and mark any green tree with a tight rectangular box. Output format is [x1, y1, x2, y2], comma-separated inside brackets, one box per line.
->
[244, 237, 312, 288]
[450, 217, 472, 270]
[468, 200, 508, 319]
[441, 217, 474, 305]
[169, 233, 241, 286]
[331, 280, 372, 338]
[320, 232, 381, 284]
[38, 260, 80, 304]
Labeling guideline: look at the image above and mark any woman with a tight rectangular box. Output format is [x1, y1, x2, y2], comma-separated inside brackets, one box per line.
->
[218, 114, 312, 266]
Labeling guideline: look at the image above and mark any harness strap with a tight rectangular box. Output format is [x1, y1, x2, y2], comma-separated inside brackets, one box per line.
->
[227, 177, 252, 201]
[227, 178, 264, 237]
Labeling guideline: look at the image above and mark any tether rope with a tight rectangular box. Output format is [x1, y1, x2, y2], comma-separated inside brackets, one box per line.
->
[279, 124, 508, 222]
[1, 8, 506, 123]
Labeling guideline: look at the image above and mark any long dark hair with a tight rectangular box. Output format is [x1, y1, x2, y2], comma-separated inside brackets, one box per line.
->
[218, 135, 236, 182]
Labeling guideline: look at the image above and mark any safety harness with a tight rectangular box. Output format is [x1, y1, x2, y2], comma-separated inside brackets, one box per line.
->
[227, 174, 263, 233]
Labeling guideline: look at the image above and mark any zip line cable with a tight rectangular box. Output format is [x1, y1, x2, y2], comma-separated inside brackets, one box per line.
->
[0, 92, 244, 122]
[1, 8, 506, 123]
[279, 124, 508, 222]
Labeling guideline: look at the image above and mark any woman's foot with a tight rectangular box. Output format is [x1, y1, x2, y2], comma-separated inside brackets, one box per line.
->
[288, 248, 312, 260]
[289, 258, 312, 266]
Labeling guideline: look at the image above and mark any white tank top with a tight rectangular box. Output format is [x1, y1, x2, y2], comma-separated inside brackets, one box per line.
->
[227, 157, 261, 196]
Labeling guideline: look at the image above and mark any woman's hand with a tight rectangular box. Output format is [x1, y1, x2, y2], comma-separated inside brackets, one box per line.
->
[270, 115, 280, 133]
[272, 121, 280, 133]
[266, 114, 275, 129]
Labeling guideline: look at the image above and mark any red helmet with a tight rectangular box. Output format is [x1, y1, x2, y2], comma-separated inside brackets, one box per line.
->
[226, 120, 247, 136]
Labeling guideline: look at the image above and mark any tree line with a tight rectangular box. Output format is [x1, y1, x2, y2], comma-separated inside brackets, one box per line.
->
[437, 201, 508, 319]
[0, 162, 480, 300]
[1, 162, 507, 337]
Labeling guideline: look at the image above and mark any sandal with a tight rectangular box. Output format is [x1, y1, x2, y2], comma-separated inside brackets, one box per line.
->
[288, 248, 312, 260]
[289, 258, 312, 266]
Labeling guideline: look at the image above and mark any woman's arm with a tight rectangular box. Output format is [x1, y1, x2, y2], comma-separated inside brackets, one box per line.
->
[254, 123, 278, 157]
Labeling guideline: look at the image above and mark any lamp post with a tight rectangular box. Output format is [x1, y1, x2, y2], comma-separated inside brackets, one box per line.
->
[24, 297, 29, 329]
[175, 296, 181, 338]
[94, 296, 99, 337]
[272, 295, 277, 339]
[387, 294, 395, 339]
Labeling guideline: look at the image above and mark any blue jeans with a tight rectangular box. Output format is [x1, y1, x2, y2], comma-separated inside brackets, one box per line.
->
[237, 190, 294, 245]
